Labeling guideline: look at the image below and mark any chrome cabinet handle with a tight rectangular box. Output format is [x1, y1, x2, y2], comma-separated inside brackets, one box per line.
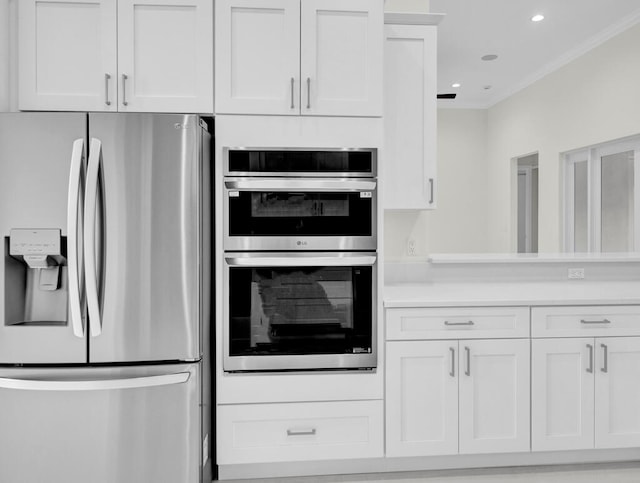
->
[287, 428, 316, 437]
[122, 74, 128, 106]
[306, 77, 311, 109]
[224, 178, 376, 192]
[0, 372, 189, 391]
[601, 343, 608, 373]
[449, 347, 455, 377]
[67, 139, 85, 339]
[104, 73, 111, 106]
[429, 178, 434, 204]
[465, 346, 471, 376]
[581, 319, 611, 324]
[444, 320, 474, 326]
[85, 138, 103, 337]
[226, 254, 376, 268]
[586, 344, 593, 373]
[290, 77, 295, 109]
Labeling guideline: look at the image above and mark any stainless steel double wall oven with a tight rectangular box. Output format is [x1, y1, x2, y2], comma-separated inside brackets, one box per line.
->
[223, 148, 378, 372]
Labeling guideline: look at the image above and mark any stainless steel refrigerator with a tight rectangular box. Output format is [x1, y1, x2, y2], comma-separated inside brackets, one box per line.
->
[0, 113, 212, 483]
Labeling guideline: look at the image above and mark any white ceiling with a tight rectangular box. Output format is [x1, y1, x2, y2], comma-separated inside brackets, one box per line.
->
[431, 0, 640, 108]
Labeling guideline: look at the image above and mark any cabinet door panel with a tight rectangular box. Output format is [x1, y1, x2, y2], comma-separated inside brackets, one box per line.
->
[301, 0, 382, 116]
[384, 24, 437, 209]
[118, 0, 213, 113]
[18, 0, 117, 111]
[459, 339, 530, 454]
[596, 337, 640, 448]
[386, 341, 458, 457]
[531, 338, 594, 451]
[215, 0, 300, 115]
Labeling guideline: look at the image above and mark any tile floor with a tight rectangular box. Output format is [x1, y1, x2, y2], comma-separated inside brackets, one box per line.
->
[223, 462, 640, 483]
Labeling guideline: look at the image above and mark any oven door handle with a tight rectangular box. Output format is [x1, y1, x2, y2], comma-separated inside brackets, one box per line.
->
[225, 255, 377, 267]
[224, 179, 376, 192]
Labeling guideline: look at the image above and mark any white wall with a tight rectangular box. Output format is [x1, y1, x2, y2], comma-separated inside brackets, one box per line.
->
[486, 22, 640, 253]
[385, 0, 430, 13]
[385, 108, 489, 261]
[0, 0, 18, 112]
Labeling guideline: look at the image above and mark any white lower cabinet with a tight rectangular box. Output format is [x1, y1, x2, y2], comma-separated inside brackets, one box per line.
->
[386, 339, 530, 457]
[217, 400, 383, 464]
[532, 336, 640, 451]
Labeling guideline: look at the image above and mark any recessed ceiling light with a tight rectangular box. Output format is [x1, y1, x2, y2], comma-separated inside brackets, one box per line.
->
[531, 14, 545, 22]
[451, 83, 461, 88]
[481, 54, 498, 61]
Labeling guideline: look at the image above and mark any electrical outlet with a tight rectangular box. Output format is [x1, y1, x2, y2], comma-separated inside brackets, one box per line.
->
[568, 268, 585, 279]
[407, 238, 417, 256]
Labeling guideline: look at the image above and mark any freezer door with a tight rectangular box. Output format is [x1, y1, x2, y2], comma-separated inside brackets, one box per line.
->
[0, 364, 203, 483]
[0, 113, 88, 364]
[87, 114, 203, 363]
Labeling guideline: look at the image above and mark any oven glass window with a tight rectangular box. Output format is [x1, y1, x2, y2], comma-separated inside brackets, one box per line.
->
[229, 265, 373, 357]
[229, 191, 372, 236]
[228, 150, 374, 174]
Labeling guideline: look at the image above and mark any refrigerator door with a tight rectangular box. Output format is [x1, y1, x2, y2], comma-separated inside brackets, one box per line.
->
[0, 363, 202, 483]
[0, 113, 88, 364]
[87, 114, 203, 363]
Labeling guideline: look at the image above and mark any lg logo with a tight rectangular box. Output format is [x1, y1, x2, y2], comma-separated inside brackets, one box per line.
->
[296, 240, 308, 246]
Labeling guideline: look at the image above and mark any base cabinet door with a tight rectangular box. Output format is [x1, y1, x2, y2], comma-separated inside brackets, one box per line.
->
[386, 341, 458, 457]
[595, 337, 640, 448]
[531, 338, 595, 451]
[458, 339, 530, 454]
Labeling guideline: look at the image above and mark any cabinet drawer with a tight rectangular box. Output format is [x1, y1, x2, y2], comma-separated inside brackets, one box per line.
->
[386, 307, 529, 340]
[532, 306, 640, 337]
[217, 400, 383, 464]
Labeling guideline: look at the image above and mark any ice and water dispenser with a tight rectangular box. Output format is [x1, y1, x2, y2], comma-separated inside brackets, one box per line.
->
[5, 229, 68, 326]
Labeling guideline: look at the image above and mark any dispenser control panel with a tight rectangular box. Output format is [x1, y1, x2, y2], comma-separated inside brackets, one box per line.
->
[9, 229, 61, 257]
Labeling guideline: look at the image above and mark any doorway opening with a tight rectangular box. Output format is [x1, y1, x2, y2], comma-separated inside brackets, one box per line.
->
[515, 154, 539, 253]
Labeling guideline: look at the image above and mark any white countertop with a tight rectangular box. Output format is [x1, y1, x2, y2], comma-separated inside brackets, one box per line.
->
[384, 281, 640, 308]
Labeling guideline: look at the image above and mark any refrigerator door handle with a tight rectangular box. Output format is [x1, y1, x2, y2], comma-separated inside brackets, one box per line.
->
[68, 138, 85, 338]
[85, 138, 102, 337]
[0, 372, 190, 391]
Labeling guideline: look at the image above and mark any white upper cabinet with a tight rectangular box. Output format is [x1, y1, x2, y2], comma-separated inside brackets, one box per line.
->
[18, 0, 117, 112]
[215, 0, 300, 115]
[18, 0, 213, 113]
[117, 0, 213, 112]
[215, 0, 383, 117]
[383, 16, 440, 210]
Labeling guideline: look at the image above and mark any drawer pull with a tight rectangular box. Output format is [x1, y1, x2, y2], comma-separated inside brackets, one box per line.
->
[287, 428, 317, 437]
[444, 320, 475, 326]
[580, 319, 611, 324]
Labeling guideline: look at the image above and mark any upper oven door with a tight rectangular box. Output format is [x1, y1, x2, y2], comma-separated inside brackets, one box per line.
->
[224, 178, 377, 251]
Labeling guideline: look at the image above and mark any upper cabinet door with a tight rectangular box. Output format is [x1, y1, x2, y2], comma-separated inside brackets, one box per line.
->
[300, 0, 383, 117]
[18, 0, 117, 111]
[215, 0, 301, 115]
[117, 0, 213, 113]
[384, 24, 437, 209]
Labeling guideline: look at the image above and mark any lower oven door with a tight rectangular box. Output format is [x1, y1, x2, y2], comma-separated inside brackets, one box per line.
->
[223, 252, 377, 372]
